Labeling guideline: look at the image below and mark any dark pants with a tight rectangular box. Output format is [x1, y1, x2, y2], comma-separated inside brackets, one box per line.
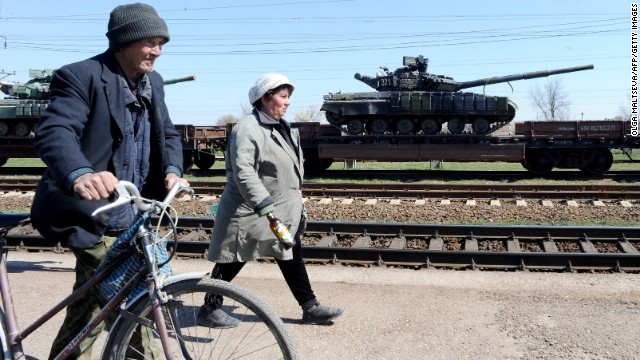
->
[205, 238, 316, 308]
[49, 237, 159, 360]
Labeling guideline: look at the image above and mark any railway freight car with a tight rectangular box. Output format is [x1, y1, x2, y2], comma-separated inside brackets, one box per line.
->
[296, 120, 639, 175]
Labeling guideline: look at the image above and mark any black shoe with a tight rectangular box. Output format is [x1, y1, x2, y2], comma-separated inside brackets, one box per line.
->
[197, 304, 240, 328]
[302, 302, 344, 324]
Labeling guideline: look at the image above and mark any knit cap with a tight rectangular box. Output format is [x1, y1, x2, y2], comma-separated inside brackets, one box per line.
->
[248, 73, 295, 105]
[106, 3, 170, 51]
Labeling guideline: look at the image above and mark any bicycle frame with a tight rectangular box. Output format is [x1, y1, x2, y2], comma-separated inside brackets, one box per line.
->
[0, 181, 196, 360]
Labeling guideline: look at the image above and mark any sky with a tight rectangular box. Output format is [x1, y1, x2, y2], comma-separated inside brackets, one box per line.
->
[0, 0, 632, 126]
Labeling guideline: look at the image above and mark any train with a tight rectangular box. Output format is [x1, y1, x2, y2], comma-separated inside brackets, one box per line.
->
[0, 72, 196, 167]
[1, 118, 637, 176]
[175, 119, 639, 176]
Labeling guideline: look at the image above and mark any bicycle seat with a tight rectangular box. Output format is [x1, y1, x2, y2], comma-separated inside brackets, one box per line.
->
[0, 213, 30, 228]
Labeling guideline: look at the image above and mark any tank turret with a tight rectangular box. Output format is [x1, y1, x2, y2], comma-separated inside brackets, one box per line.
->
[324, 56, 594, 135]
[6, 69, 55, 100]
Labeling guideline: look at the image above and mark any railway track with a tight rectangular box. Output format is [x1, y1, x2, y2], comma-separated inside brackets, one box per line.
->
[5, 216, 640, 272]
[3, 178, 640, 201]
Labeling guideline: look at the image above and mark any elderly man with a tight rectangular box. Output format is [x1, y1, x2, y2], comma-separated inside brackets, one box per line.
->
[30, 3, 188, 359]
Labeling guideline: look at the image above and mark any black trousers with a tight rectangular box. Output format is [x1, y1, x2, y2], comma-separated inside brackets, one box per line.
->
[205, 238, 316, 308]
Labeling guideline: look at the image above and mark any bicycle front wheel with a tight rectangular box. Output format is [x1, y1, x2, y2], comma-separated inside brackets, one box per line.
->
[102, 277, 299, 360]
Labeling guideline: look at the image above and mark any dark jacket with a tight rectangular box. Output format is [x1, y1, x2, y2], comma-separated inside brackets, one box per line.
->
[30, 51, 183, 248]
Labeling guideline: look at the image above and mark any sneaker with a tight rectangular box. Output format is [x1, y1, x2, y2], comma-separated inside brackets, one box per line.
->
[302, 302, 344, 325]
[196, 304, 240, 328]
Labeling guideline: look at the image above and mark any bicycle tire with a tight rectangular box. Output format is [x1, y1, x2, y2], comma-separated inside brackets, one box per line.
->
[101, 277, 299, 360]
[0, 308, 9, 360]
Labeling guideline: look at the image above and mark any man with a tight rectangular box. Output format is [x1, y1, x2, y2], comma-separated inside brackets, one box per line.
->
[30, 3, 188, 359]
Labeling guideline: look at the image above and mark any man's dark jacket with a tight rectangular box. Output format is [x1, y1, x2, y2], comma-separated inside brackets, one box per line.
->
[30, 51, 184, 249]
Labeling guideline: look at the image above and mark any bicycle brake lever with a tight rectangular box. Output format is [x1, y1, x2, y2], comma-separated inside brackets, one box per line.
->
[91, 183, 133, 217]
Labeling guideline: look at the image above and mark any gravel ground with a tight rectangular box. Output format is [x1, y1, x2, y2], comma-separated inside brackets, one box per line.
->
[5, 251, 640, 360]
[3, 194, 639, 226]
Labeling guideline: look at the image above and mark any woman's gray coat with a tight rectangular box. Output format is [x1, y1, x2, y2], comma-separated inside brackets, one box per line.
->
[208, 111, 304, 262]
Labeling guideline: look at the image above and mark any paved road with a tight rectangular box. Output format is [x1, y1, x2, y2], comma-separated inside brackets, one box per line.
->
[4, 251, 639, 359]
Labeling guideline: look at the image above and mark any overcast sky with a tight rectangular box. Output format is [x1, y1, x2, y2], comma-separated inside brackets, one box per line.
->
[0, 0, 630, 125]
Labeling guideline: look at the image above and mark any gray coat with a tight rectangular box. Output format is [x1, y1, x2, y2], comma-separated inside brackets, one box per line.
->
[208, 111, 304, 262]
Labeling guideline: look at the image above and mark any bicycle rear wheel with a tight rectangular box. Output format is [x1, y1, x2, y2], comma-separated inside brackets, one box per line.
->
[102, 277, 299, 360]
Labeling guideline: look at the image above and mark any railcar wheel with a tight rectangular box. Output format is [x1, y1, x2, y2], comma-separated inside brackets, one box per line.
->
[182, 151, 194, 171]
[13, 121, 30, 138]
[447, 118, 465, 134]
[0, 122, 8, 137]
[420, 119, 440, 135]
[194, 152, 216, 170]
[346, 119, 365, 135]
[369, 118, 389, 134]
[580, 149, 613, 175]
[472, 118, 491, 134]
[395, 118, 414, 135]
[523, 150, 554, 175]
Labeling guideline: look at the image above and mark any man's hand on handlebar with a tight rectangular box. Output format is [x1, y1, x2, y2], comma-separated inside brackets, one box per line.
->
[165, 173, 190, 191]
[73, 171, 119, 200]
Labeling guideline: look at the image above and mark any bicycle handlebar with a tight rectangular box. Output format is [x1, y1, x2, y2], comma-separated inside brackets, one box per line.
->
[91, 180, 194, 217]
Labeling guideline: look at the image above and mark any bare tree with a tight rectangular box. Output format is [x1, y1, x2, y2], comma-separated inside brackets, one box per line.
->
[216, 114, 239, 126]
[240, 102, 252, 117]
[529, 78, 571, 120]
[292, 104, 325, 123]
[615, 92, 632, 121]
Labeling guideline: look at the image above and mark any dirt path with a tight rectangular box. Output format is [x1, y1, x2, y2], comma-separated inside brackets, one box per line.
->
[5, 251, 639, 359]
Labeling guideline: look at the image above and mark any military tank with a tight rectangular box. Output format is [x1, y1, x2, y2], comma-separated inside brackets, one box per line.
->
[321, 56, 594, 136]
[0, 69, 54, 138]
[0, 72, 195, 139]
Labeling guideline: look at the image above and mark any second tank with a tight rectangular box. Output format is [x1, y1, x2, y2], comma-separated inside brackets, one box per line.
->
[320, 56, 594, 136]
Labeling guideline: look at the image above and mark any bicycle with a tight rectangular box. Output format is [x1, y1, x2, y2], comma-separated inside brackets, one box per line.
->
[0, 180, 299, 359]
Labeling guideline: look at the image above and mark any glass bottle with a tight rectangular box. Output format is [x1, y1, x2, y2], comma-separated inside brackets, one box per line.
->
[266, 213, 295, 250]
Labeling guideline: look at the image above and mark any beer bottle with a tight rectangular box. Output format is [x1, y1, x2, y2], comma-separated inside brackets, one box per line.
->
[266, 213, 296, 250]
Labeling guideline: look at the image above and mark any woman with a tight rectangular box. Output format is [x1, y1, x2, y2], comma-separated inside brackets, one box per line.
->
[198, 73, 343, 327]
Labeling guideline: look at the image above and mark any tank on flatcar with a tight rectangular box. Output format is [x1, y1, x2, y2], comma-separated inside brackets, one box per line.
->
[321, 56, 594, 136]
[0, 69, 54, 139]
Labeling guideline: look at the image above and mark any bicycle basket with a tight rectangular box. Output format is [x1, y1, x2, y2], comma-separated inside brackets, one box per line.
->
[96, 217, 173, 303]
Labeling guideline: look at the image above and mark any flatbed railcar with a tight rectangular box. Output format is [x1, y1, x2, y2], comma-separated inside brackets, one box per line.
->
[295, 120, 639, 175]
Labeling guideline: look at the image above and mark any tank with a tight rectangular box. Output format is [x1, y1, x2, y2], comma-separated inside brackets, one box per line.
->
[0, 69, 54, 138]
[321, 56, 594, 135]
[0, 72, 195, 139]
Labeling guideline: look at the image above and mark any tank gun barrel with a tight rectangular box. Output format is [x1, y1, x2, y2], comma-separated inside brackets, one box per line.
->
[163, 75, 196, 85]
[457, 64, 594, 90]
[354, 72, 379, 90]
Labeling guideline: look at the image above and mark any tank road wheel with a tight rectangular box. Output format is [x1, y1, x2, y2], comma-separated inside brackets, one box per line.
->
[324, 111, 342, 126]
[194, 152, 216, 170]
[369, 118, 389, 134]
[580, 149, 613, 175]
[13, 121, 31, 138]
[523, 150, 554, 175]
[346, 119, 365, 135]
[395, 118, 414, 135]
[447, 118, 465, 134]
[472, 118, 491, 135]
[0, 122, 8, 137]
[420, 119, 440, 135]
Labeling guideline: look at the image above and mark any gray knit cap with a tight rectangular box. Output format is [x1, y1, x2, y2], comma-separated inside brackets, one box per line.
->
[106, 3, 170, 51]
